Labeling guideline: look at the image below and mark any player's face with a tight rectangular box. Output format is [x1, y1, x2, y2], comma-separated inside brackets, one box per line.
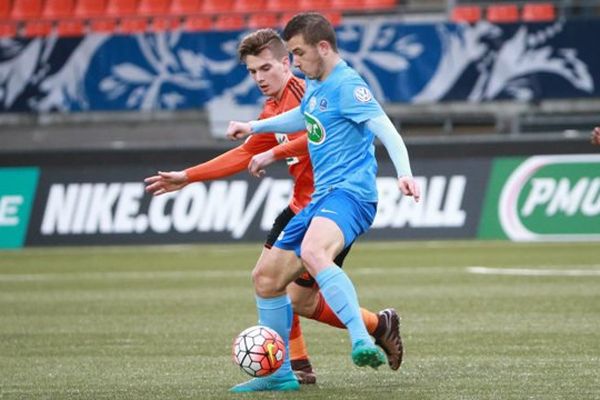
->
[245, 48, 289, 99]
[287, 34, 325, 80]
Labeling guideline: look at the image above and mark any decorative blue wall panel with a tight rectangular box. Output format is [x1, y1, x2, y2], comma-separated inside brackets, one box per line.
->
[0, 18, 597, 113]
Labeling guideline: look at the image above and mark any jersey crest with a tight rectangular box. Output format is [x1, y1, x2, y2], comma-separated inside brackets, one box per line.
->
[304, 112, 326, 145]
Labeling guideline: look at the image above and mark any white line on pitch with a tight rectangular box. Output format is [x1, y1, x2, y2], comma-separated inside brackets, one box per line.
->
[467, 266, 600, 277]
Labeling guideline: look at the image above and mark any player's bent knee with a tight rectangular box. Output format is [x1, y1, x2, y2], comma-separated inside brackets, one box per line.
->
[252, 265, 288, 298]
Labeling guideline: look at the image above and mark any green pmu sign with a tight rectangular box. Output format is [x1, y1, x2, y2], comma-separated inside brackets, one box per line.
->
[0, 167, 39, 249]
[479, 155, 600, 241]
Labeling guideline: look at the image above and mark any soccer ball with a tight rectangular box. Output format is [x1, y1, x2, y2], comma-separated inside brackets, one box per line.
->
[232, 325, 285, 377]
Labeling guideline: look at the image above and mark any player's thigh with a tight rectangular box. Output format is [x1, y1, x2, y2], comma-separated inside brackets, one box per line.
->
[300, 216, 345, 275]
[253, 245, 304, 296]
[286, 281, 320, 318]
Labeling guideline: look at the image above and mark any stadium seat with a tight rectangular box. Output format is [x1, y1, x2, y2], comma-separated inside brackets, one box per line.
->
[235, 0, 267, 13]
[0, 0, 11, 18]
[362, 0, 396, 10]
[451, 5, 482, 23]
[214, 14, 245, 30]
[106, 0, 138, 16]
[522, 2, 555, 22]
[331, 0, 365, 11]
[265, 0, 297, 12]
[322, 11, 342, 26]
[120, 17, 148, 33]
[23, 20, 53, 36]
[138, 0, 170, 15]
[202, 0, 235, 13]
[170, 0, 202, 14]
[299, 0, 331, 10]
[183, 15, 212, 31]
[74, 0, 107, 18]
[247, 13, 278, 28]
[11, 0, 44, 19]
[487, 4, 519, 23]
[57, 19, 85, 36]
[89, 18, 117, 33]
[43, 0, 76, 18]
[152, 16, 180, 31]
[0, 21, 17, 37]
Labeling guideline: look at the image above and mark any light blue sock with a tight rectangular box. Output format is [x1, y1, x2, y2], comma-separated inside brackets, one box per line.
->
[256, 294, 293, 378]
[315, 266, 371, 346]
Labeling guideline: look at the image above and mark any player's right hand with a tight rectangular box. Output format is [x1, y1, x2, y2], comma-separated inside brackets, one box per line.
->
[592, 126, 600, 146]
[227, 121, 252, 141]
[144, 170, 188, 196]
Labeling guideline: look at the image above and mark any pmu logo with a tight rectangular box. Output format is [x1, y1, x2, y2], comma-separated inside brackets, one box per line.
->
[499, 155, 600, 241]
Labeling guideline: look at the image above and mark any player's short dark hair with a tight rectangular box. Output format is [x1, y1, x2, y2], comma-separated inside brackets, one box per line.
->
[282, 12, 338, 52]
[237, 29, 289, 62]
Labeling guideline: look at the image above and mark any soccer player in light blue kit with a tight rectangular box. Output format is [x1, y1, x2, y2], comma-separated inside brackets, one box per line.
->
[227, 12, 421, 392]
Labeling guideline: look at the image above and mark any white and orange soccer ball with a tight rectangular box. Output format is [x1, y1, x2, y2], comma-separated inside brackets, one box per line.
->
[232, 325, 285, 377]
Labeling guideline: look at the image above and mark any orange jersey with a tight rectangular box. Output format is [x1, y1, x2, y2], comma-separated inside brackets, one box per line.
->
[186, 76, 313, 213]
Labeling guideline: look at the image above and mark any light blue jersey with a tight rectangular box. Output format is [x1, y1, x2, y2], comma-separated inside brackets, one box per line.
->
[301, 60, 385, 203]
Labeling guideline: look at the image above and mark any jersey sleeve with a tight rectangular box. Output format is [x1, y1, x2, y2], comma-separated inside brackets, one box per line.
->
[185, 135, 277, 181]
[272, 134, 309, 160]
[339, 80, 385, 124]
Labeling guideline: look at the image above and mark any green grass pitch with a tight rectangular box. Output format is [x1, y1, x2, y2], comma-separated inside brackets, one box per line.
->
[1, 241, 599, 399]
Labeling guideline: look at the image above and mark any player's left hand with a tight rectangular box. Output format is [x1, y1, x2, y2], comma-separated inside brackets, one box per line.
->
[248, 150, 276, 178]
[398, 176, 421, 203]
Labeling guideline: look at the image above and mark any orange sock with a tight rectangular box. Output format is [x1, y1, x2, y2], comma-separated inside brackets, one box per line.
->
[289, 313, 309, 361]
[310, 292, 380, 334]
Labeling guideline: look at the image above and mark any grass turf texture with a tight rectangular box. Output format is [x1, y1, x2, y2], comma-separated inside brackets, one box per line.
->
[0, 241, 599, 399]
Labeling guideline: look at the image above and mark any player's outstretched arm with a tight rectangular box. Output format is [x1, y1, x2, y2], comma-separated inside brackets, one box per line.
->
[592, 126, 600, 146]
[227, 107, 305, 141]
[367, 114, 421, 203]
[144, 170, 188, 196]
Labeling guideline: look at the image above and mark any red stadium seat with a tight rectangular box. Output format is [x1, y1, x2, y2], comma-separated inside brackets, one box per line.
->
[152, 16, 180, 31]
[522, 3, 555, 22]
[363, 0, 396, 10]
[74, 0, 107, 18]
[0, 21, 17, 37]
[89, 18, 117, 32]
[265, 0, 297, 12]
[43, 0, 76, 18]
[183, 15, 212, 31]
[120, 17, 148, 33]
[0, 0, 11, 18]
[322, 11, 342, 26]
[11, 0, 44, 19]
[299, 0, 330, 10]
[202, 0, 235, 13]
[106, 0, 138, 16]
[451, 5, 482, 23]
[170, 0, 202, 14]
[23, 20, 53, 36]
[138, 0, 170, 15]
[247, 13, 278, 29]
[331, 0, 365, 11]
[214, 14, 244, 30]
[234, 0, 266, 13]
[487, 4, 519, 23]
[57, 19, 86, 36]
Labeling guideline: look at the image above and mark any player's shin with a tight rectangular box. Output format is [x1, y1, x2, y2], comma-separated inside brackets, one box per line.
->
[255, 295, 294, 378]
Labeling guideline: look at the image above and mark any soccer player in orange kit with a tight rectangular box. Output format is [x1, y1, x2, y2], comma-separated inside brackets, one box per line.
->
[144, 29, 402, 384]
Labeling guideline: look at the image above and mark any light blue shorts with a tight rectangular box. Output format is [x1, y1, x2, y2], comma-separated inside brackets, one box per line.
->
[274, 189, 376, 257]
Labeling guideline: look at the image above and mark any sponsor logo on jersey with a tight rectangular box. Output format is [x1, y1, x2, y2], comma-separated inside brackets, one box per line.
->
[353, 86, 373, 103]
[498, 154, 600, 241]
[304, 112, 326, 145]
